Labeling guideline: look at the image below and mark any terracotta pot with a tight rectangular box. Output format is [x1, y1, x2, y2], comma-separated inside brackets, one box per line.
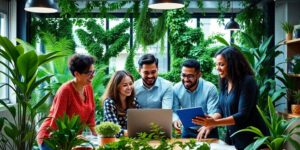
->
[291, 104, 300, 115]
[99, 137, 117, 146]
[286, 33, 293, 41]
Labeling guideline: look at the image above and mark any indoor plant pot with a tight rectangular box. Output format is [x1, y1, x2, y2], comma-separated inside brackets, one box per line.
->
[281, 22, 294, 41]
[291, 90, 300, 115]
[95, 121, 121, 146]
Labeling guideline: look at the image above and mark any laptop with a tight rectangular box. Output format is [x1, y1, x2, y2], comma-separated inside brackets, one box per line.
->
[127, 109, 172, 138]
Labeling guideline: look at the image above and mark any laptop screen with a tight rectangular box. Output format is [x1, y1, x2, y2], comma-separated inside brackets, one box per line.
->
[127, 109, 173, 138]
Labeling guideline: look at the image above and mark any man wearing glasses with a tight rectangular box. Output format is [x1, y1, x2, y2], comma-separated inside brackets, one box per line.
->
[172, 59, 219, 140]
[134, 54, 173, 109]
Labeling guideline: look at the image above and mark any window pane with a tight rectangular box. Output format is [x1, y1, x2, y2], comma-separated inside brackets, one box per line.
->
[200, 18, 231, 45]
[0, 12, 9, 103]
[185, 18, 197, 28]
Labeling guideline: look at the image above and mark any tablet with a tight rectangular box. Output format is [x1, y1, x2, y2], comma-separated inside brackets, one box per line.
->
[176, 107, 205, 128]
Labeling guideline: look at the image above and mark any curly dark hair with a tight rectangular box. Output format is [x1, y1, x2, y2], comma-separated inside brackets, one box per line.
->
[215, 46, 254, 91]
[68, 54, 95, 76]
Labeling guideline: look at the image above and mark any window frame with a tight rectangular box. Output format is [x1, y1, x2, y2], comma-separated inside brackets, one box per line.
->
[0, 11, 11, 104]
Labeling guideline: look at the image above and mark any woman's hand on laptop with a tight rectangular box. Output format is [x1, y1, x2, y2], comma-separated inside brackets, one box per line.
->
[173, 120, 182, 130]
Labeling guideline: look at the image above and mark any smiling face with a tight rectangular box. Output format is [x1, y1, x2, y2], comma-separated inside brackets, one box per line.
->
[139, 63, 158, 87]
[118, 75, 134, 98]
[75, 64, 95, 85]
[181, 67, 200, 91]
[215, 54, 228, 79]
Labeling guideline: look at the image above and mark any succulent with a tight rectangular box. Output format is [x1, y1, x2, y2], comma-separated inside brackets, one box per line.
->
[95, 122, 121, 137]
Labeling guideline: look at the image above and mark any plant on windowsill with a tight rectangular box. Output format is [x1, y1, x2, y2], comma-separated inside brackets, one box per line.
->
[281, 22, 294, 41]
[95, 121, 121, 146]
[43, 114, 93, 150]
[291, 90, 300, 115]
[231, 97, 300, 150]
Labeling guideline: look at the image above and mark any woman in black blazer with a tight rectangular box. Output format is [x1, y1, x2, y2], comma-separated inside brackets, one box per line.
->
[192, 46, 268, 150]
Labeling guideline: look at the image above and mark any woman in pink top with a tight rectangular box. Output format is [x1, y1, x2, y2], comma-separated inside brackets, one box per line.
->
[37, 54, 97, 150]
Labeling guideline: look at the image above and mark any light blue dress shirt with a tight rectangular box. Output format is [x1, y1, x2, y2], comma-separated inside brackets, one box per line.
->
[172, 78, 219, 121]
[134, 77, 173, 109]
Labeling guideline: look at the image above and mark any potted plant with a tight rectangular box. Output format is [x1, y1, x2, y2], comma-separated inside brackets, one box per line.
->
[281, 22, 294, 41]
[43, 114, 93, 150]
[95, 121, 121, 146]
[231, 97, 300, 150]
[291, 90, 300, 115]
[0, 36, 63, 149]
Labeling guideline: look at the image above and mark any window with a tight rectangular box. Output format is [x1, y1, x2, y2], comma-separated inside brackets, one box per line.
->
[0, 12, 9, 103]
[200, 18, 231, 45]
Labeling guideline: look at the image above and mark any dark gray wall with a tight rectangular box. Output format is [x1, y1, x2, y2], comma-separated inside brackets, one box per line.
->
[275, 0, 300, 112]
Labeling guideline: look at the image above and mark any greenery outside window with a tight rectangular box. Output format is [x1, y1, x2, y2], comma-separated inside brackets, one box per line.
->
[109, 18, 130, 73]
[200, 18, 231, 45]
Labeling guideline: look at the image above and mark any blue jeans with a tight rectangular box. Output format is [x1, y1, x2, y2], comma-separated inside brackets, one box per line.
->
[39, 142, 52, 150]
[181, 126, 219, 138]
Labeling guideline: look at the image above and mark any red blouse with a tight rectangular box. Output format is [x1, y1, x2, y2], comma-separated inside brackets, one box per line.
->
[37, 81, 96, 144]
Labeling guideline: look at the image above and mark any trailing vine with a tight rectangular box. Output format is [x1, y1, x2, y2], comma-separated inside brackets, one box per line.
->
[236, 4, 264, 47]
[125, 47, 140, 80]
[58, 0, 131, 18]
[76, 19, 130, 65]
[135, 0, 167, 51]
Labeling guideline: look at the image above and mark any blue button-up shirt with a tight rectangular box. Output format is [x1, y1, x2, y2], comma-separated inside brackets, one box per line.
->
[172, 78, 219, 121]
[134, 77, 173, 109]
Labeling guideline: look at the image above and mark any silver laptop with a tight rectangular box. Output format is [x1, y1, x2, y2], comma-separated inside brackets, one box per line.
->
[127, 109, 172, 138]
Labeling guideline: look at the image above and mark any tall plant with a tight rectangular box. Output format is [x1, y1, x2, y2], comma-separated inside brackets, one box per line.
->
[232, 97, 300, 150]
[0, 36, 63, 149]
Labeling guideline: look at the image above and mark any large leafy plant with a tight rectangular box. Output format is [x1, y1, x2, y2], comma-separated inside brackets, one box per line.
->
[231, 97, 300, 150]
[43, 114, 93, 150]
[0, 36, 63, 149]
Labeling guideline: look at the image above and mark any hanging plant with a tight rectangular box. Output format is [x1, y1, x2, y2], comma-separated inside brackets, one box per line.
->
[135, 0, 167, 50]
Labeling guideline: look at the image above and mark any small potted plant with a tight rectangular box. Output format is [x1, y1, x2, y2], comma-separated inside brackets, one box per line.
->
[291, 90, 300, 115]
[281, 22, 294, 41]
[95, 121, 121, 146]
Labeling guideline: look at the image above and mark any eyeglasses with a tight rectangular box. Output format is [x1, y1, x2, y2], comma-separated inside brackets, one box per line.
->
[82, 70, 96, 76]
[181, 73, 195, 80]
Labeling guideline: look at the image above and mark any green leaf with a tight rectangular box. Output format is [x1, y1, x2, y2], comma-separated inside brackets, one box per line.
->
[288, 137, 300, 149]
[38, 51, 64, 66]
[16, 38, 36, 52]
[17, 51, 38, 82]
[214, 35, 229, 46]
[252, 137, 269, 150]
[0, 36, 20, 63]
[270, 138, 285, 150]
[231, 126, 264, 138]
[0, 101, 16, 118]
